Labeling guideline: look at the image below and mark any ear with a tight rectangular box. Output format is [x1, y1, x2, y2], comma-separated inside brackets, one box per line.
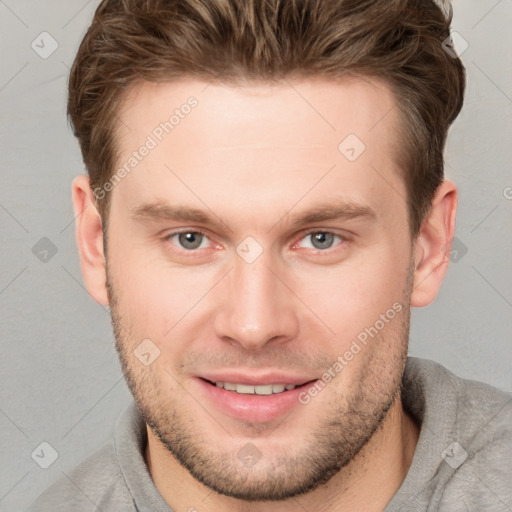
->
[411, 180, 458, 307]
[71, 175, 109, 306]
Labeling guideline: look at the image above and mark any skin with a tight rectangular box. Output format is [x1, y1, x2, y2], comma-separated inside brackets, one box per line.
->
[72, 76, 457, 511]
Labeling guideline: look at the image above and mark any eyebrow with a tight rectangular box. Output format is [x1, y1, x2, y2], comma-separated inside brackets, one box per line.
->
[130, 200, 376, 230]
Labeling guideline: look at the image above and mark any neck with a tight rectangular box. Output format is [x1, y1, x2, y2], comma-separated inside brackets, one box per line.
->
[145, 394, 420, 512]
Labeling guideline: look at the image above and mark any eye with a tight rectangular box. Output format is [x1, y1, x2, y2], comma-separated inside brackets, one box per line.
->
[296, 231, 344, 251]
[166, 230, 210, 251]
[163, 229, 345, 256]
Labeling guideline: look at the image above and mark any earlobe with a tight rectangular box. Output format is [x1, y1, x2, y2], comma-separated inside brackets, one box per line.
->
[72, 175, 109, 306]
[410, 180, 458, 308]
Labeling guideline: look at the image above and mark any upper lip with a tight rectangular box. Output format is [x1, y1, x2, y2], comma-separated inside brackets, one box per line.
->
[197, 371, 317, 386]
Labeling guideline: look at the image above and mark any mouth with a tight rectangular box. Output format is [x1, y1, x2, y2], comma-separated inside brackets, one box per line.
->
[196, 377, 319, 423]
[200, 378, 316, 395]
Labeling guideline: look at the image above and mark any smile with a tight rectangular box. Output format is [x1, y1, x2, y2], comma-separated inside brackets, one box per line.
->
[213, 382, 299, 395]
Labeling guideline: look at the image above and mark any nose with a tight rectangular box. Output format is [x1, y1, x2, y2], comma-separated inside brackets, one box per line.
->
[212, 250, 300, 351]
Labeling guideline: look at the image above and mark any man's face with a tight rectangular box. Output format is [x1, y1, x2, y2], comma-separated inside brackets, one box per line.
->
[105, 77, 414, 500]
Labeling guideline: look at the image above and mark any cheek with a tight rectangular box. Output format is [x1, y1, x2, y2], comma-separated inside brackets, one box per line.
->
[108, 244, 216, 345]
[108, 216, 410, 354]
[293, 244, 410, 342]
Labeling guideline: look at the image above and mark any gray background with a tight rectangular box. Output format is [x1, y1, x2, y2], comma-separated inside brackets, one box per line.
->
[0, 1, 511, 510]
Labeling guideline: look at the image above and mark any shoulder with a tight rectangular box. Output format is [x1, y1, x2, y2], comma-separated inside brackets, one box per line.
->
[408, 356, 512, 438]
[404, 357, 512, 510]
[444, 366, 512, 510]
[27, 441, 136, 512]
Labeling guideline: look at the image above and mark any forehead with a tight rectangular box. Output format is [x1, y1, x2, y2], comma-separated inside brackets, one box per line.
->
[118, 75, 399, 145]
[110, 76, 405, 228]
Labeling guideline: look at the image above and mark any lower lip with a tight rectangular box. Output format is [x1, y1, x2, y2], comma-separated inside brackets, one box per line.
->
[195, 378, 317, 423]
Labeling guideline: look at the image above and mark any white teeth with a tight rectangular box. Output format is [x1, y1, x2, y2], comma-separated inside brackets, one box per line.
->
[214, 382, 297, 394]
[255, 385, 273, 395]
[236, 384, 255, 394]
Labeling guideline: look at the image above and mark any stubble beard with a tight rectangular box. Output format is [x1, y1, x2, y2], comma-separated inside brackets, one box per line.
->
[106, 260, 413, 502]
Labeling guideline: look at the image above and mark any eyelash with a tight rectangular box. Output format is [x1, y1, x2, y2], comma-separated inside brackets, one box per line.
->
[163, 229, 348, 257]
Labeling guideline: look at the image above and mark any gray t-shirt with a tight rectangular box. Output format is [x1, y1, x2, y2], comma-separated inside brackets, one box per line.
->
[27, 357, 512, 511]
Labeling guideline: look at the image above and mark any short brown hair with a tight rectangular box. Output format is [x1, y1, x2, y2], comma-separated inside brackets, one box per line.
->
[68, 0, 465, 237]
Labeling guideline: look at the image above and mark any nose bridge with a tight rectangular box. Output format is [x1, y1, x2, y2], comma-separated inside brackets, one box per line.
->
[213, 248, 299, 350]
